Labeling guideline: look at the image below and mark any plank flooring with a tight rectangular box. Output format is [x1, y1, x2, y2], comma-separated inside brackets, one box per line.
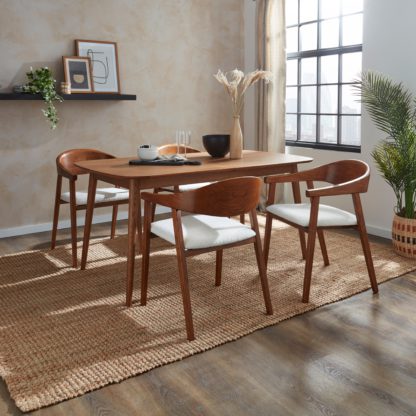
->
[0, 221, 415, 415]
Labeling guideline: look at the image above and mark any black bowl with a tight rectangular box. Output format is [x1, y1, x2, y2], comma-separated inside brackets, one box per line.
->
[202, 134, 230, 158]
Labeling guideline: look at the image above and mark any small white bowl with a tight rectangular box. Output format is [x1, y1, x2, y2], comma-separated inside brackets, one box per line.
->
[137, 145, 159, 161]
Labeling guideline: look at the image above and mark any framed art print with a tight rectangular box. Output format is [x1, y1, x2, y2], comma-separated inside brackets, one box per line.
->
[62, 56, 93, 93]
[75, 39, 120, 93]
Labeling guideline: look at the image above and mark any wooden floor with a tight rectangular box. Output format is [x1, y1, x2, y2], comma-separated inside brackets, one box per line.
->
[0, 221, 415, 416]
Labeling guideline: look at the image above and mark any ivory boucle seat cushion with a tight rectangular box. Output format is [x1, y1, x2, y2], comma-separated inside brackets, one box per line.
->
[266, 203, 357, 227]
[151, 214, 255, 250]
[61, 188, 129, 205]
[178, 182, 212, 192]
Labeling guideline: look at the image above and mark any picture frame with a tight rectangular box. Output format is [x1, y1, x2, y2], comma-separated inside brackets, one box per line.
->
[75, 39, 120, 94]
[62, 56, 93, 93]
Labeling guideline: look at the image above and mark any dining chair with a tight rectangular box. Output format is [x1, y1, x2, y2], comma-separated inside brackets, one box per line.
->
[51, 148, 129, 268]
[141, 177, 273, 341]
[263, 159, 379, 303]
[152, 144, 245, 223]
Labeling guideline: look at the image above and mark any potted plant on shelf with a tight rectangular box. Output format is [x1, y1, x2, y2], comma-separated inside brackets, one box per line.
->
[357, 71, 416, 258]
[23, 67, 63, 129]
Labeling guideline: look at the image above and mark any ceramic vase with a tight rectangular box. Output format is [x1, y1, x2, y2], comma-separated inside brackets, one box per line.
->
[230, 115, 243, 159]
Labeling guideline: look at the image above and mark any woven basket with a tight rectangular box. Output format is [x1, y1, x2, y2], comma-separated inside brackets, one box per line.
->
[392, 214, 416, 258]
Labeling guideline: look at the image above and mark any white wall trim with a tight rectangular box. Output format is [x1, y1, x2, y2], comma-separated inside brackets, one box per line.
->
[366, 223, 391, 240]
[1, 207, 390, 240]
[0, 206, 170, 239]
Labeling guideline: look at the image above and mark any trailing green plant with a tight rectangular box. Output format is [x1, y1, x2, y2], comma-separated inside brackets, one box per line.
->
[355, 71, 416, 219]
[23, 67, 63, 129]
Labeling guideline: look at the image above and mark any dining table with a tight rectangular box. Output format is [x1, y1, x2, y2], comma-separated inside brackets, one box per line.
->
[75, 150, 313, 307]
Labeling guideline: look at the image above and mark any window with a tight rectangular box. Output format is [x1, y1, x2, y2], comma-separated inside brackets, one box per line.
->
[285, 0, 363, 152]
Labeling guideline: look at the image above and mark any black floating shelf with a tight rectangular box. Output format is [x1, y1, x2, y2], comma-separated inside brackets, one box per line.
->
[0, 93, 136, 101]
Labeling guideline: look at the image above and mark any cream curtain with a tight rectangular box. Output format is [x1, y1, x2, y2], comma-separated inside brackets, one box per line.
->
[255, 0, 286, 206]
[255, 0, 286, 153]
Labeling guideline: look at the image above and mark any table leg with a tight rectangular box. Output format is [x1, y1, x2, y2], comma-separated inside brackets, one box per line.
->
[126, 180, 140, 307]
[291, 165, 307, 260]
[80, 174, 97, 270]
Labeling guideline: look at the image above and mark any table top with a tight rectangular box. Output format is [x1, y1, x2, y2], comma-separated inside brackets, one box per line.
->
[75, 150, 312, 188]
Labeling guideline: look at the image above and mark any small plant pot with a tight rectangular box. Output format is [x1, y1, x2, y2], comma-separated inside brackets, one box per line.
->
[392, 213, 416, 258]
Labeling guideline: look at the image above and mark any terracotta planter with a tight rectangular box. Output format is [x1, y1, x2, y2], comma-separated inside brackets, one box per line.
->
[392, 213, 416, 258]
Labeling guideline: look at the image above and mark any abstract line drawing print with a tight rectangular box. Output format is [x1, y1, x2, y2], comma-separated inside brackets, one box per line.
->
[75, 40, 120, 93]
[86, 49, 109, 85]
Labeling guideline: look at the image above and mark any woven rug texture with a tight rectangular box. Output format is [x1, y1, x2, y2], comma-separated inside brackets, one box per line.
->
[0, 219, 415, 412]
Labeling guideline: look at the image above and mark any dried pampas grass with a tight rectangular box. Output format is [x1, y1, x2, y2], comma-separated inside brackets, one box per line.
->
[214, 69, 272, 116]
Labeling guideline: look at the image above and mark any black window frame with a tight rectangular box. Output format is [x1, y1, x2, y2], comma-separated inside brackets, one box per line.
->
[285, 0, 363, 153]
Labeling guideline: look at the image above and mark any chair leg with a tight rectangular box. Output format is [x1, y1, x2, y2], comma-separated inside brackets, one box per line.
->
[69, 179, 78, 268]
[172, 209, 195, 341]
[263, 212, 273, 267]
[51, 175, 62, 250]
[239, 214, 245, 224]
[151, 188, 160, 223]
[303, 229, 317, 303]
[110, 205, 118, 239]
[141, 201, 152, 306]
[352, 194, 379, 294]
[298, 230, 307, 260]
[215, 250, 223, 286]
[302, 197, 320, 303]
[250, 209, 273, 315]
[317, 229, 330, 266]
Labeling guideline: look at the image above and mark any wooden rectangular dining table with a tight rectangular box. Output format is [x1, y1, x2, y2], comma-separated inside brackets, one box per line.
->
[75, 150, 312, 307]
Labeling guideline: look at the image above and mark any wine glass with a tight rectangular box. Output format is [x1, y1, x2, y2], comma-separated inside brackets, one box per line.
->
[184, 130, 191, 158]
[175, 129, 191, 158]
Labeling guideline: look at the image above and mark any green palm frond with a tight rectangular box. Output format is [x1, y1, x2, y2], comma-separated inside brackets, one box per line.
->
[354, 72, 415, 139]
[357, 71, 416, 218]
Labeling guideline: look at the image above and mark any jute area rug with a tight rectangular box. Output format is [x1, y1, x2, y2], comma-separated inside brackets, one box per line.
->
[0, 219, 415, 412]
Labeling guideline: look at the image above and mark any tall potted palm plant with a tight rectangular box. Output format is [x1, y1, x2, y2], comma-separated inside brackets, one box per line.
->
[357, 71, 416, 258]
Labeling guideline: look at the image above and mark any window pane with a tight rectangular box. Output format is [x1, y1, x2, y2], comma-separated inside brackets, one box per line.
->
[286, 59, 298, 85]
[286, 87, 298, 113]
[286, 27, 298, 53]
[341, 116, 361, 145]
[342, 14, 362, 46]
[342, 52, 362, 82]
[301, 57, 317, 84]
[300, 23, 317, 51]
[300, 0, 318, 22]
[286, 0, 298, 26]
[320, 0, 341, 19]
[321, 55, 338, 83]
[285, 114, 298, 140]
[301, 86, 316, 113]
[342, 84, 360, 114]
[320, 85, 338, 113]
[320, 115, 338, 143]
[300, 115, 317, 141]
[284, 0, 362, 149]
[320, 18, 339, 48]
[342, 0, 363, 14]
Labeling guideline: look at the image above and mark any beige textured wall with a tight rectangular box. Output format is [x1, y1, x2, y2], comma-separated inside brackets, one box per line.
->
[0, 0, 243, 232]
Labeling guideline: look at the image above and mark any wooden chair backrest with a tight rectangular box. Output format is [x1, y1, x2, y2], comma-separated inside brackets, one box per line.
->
[310, 159, 370, 194]
[143, 177, 262, 217]
[158, 144, 201, 155]
[324, 159, 369, 184]
[56, 149, 116, 179]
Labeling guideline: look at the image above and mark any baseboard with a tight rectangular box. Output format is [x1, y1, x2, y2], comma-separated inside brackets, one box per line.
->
[366, 223, 391, 240]
[0, 208, 392, 240]
[0, 206, 170, 239]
